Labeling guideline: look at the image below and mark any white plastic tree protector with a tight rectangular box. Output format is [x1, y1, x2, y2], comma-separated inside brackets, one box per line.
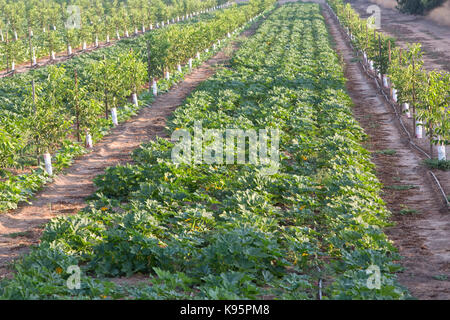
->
[111, 108, 119, 126]
[383, 75, 389, 88]
[402, 103, 411, 118]
[106, 34, 110, 43]
[213, 43, 216, 50]
[205, 48, 209, 53]
[152, 81, 158, 96]
[68, 45, 72, 55]
[392, 88, 397, 102]
[132, 93, 138, 106]
[227, 32, 231, 38]
[177, 64, 182, 73]
[135, 27, 138, 35]
[116, 31, 120, 40]
[437, 137, 446, 161]
[82, 41, 87, 50]
[95, 36, 99, 47]
[44, 153, 53, 175]
[189, 58, 193, 70]
[32, 48, 37, 65]
[11, 61, 15, 71]
[86, 133, 93, 148]
[369, 60, 374, 71]
[125, 30, 129, 37]
[415, 120, 423, 138]
[165, 71, 170, 80]
[363, 52, 367, 63]
[150, 24, 153, 30]
[197, 52, 201, 59]
[142, 25, 146, 33]
[51, 51, 56, 60]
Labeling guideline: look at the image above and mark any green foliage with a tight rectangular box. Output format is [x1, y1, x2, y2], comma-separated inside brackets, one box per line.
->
[0, 1, 261, 212]
[0, 0, 222, 70]
[0, 3, 407, 300]
[396, 0, 445, 15]
[329, 0, 449, 157]
[29, 66, 72, 154]
[423, 158, 450, 170]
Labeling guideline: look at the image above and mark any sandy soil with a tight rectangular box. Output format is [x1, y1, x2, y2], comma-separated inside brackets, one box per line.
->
[345, 0, 450, 72]
[0, 21, 264, 278]
[322, 5, 450, 299]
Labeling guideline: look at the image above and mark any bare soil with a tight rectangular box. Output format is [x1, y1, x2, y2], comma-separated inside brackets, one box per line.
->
[0, 20, 266, 279]
[322, 5, 450, 299]
[345, 0, 450, 72]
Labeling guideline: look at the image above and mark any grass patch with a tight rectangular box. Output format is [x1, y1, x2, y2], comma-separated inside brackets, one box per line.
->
[374, 149, 397, 156]
[4, 231, 33, 238]
[432, 274, 448, 281]
[423, 158, 450, 171]
[397, 205, 419, 215]
[385, 184, 419, 191]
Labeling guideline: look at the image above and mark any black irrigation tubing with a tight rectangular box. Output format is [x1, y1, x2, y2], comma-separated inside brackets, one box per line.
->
[324, 3, 450, 209]
[0, 3, 231, 78]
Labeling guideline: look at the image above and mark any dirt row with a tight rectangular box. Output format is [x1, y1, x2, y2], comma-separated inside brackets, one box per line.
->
[321, 4, 450, 299]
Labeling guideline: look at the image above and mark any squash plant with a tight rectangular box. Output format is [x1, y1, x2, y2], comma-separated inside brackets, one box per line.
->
[0, 124, 25, 169]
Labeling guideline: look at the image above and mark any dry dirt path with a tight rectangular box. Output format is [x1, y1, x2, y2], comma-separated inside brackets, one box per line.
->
[345, 0, 450, 72]
[0, 19, 264, 277]
[321, 4, 450, 299]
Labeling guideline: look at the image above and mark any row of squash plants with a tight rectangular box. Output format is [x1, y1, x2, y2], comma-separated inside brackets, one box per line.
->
[327, 0, 449, 161]
[0, 2, 409, 300]
[0, 0, 272, 212]
[0, 0, 227, 71]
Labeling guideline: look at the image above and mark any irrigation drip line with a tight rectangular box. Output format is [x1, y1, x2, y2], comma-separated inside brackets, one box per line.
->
[430, 171, 450, 208]
[324, 3, 450, 209]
